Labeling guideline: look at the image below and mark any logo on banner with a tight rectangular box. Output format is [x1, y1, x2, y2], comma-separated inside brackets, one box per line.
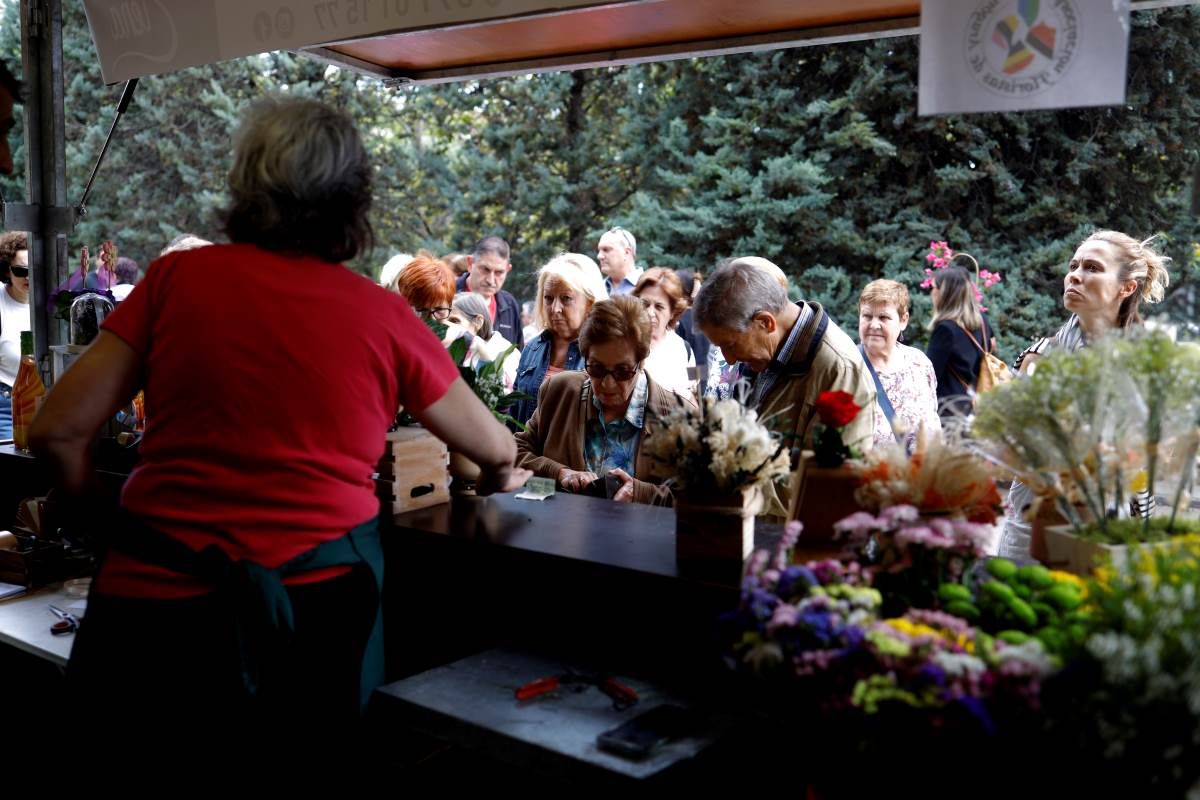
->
[964, 0, 1080, 97]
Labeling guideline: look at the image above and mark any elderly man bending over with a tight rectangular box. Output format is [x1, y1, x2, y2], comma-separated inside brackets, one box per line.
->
[694, 258, 876, 519]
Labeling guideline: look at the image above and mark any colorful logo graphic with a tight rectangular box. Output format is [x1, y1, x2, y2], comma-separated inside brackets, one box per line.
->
[964, 0, 1080, 98]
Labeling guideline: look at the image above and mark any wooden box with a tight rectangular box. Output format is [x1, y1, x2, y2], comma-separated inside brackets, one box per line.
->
[378, 427, 450, 514]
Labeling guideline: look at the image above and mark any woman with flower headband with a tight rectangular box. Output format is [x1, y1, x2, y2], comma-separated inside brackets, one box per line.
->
[516, 295, 691, 504]
[925, 264, 998, 424]
[998, 230, 1171, 560]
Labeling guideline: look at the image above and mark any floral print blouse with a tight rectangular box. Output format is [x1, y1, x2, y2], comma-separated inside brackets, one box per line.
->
[869, 342, 942, 449]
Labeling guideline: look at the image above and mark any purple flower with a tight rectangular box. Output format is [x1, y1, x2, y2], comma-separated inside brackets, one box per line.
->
[833, 511, 879, 537]
[880, 505, 920, 525]
[777, 565, 818, 598]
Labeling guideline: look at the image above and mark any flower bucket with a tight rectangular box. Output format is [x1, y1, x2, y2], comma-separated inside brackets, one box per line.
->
[790, 451, 861, 542]
[1042, 525, 1137, 575]
[675, 486, 762, 563]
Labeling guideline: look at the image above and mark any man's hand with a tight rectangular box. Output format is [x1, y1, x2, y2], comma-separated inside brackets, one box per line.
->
[608, 468, 635, 503]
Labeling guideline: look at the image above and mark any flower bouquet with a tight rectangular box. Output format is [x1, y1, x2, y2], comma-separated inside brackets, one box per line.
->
[973, 330, 1200, 565]
[644, 396, 791, 561]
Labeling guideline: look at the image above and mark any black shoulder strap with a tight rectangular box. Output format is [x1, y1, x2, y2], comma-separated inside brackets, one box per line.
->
[859, 344, 902, 443]
[778, 309, 829, 377]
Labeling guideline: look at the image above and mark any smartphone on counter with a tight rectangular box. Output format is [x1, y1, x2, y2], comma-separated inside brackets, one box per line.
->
[596, 704, 698, 759]
[584, 473, 624, 499]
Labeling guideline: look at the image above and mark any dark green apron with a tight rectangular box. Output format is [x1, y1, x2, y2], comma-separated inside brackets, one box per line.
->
[107, 513, 385, 712]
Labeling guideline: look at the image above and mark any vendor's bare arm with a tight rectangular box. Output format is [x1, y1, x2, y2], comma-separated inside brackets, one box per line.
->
[29, 331, 140, 494]
[415, 376, 528, 493]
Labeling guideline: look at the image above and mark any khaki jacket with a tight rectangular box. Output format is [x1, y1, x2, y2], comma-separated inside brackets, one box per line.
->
[515, 370, 692, 506]
[757, 302, 877, 519]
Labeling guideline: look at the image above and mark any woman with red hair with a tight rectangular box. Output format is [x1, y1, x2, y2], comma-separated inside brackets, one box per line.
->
[391, 251, 456, 321]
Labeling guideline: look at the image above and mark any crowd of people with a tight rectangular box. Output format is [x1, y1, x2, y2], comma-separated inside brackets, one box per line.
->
[0, 84, 1172, 732]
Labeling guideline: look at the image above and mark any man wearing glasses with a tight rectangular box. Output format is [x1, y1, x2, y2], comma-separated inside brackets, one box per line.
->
[0, 232, 30, 440]
[457, 235, 524, 349]
[597, 227, 642, 297]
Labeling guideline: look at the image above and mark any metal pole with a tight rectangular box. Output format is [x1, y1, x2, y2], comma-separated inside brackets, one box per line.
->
[19, 0, 68, 378]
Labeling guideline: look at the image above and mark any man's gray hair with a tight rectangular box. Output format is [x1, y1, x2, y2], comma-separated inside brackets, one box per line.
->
[605, 226, 636, 258]
[473, 235, 510, 262]
[694, 259, 789, 332]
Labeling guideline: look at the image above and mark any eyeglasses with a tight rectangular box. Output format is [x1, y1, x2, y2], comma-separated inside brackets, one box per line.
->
[10, 266, 28, 278]
[416, 306, 451, 321]
[585, 362, 638, 383]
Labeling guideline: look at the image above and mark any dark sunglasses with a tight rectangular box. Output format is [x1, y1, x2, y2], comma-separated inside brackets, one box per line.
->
[585, 362, 638, 382]
[9, 266, 28, 278]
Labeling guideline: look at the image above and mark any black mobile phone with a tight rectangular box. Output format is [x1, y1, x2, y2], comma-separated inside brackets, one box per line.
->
[584, 474, 623, 499]
[595, 704, 698, 759]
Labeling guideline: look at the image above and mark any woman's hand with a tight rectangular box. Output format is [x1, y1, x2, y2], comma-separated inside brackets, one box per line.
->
[558, 468, 599, 493]
[608, 468, 635, 503]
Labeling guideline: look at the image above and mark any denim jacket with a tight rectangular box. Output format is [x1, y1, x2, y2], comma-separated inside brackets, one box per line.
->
[511, 330, 583, 425]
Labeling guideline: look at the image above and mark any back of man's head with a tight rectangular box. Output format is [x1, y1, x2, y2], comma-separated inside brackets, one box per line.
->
[472, 235, 510, 263]
[694, 259, 788, 332]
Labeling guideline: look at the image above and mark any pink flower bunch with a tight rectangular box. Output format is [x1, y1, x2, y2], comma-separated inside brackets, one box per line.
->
[920, 240, 955, 289]
[919, 240, 1003, 312]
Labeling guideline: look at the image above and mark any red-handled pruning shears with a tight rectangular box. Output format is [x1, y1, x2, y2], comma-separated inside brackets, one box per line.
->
[515, 667, 638, 710]
[48, 604, 79, 636]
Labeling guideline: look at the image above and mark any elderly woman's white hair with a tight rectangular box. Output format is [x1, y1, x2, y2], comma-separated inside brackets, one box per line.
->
[534, 253, 609, 330]
[379, 252, 413, 288]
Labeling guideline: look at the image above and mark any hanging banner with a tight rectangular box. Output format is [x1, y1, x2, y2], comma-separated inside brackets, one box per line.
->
[919, 0, 1131, 115]
[81, 0, 625, 84]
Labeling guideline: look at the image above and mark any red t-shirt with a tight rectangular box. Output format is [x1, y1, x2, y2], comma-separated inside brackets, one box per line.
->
[98, 243, 458, 598]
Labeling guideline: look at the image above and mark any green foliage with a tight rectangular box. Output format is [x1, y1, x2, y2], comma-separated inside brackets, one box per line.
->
[2, 2, 1199, 353]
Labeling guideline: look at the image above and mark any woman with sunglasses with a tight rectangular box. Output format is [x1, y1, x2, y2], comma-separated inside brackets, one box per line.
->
[0, 230, 30, 440]
[516, 295, 693, 504]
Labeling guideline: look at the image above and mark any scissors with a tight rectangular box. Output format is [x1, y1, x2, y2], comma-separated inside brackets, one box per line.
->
[47, 604, 79, 636]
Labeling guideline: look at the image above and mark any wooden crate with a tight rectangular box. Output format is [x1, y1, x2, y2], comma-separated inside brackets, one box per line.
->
[379, 427, 450, 514]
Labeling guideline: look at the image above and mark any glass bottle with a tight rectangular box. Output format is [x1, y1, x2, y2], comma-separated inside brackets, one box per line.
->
[12, 331, 46, 452]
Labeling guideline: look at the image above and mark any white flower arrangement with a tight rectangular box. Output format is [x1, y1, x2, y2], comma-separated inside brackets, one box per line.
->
[643, 396, 791, 497]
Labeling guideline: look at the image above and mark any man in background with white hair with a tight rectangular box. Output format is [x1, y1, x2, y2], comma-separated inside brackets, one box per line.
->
[597, 226, 642, 296]
[694, 256, 876, 519]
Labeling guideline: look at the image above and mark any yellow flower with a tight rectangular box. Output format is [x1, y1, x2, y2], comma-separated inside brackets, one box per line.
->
[883, 618, 946, 642]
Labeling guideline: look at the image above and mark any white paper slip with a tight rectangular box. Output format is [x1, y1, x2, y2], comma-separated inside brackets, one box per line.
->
[0, 581, 27, 601]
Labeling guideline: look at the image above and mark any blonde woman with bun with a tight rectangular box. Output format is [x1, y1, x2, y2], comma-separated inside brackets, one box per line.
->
[1000, 230, 1172, 560]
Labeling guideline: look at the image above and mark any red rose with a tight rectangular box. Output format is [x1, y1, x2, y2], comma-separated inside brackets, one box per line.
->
[815, 391, 862, 429]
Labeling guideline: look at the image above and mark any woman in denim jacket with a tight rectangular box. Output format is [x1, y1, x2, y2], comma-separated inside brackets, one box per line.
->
[512, 253, 608, 425]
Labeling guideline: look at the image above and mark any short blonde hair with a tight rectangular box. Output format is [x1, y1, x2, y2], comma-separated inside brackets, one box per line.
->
[534, 253, 608, 330]
[859, 279, 910, 319]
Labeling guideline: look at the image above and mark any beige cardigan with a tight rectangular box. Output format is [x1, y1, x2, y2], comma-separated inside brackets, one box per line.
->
[515, 370, 691, 505]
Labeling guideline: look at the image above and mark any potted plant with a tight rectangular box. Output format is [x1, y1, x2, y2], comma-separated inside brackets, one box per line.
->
[642, 396, 791, 562]
[973, 330, 1200, 573]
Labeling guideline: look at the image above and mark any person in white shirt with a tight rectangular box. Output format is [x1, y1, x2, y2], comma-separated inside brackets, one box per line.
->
[632, 268, 695, 400]
[0, 231, 31, 439]
[597, 226, 643, 296]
